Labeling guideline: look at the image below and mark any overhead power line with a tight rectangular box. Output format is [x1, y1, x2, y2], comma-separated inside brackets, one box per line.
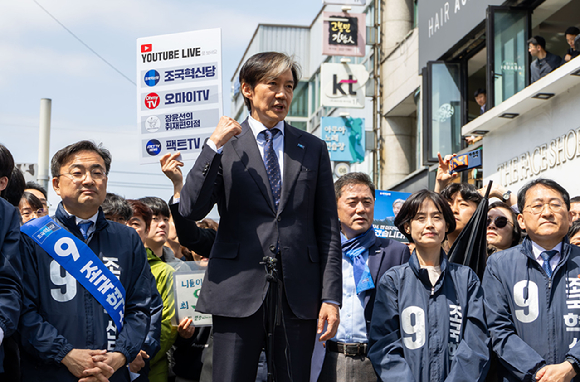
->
[109, 170, 167, 177]
[108, 182, 172, 190]
[32, 0, 136, 86]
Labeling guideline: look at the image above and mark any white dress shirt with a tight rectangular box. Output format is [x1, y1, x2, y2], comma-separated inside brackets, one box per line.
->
[531, 240, 562, 273]
[334, 245, 370, 343]
[62, 209, 99, 242]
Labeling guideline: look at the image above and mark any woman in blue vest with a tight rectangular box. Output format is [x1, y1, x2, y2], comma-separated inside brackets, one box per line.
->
[368, 189, 489, 382]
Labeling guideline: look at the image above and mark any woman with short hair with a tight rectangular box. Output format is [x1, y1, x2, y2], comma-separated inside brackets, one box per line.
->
[368, 189, 489, 382]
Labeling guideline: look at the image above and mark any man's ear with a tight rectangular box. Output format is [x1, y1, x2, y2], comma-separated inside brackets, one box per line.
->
[0, 176, 8, 191]
[517, 213, 526, 231]
[241, 82, 253, 100]
[52, 177, 62, 197]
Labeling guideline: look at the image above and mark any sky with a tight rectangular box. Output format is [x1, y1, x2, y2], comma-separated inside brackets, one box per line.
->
[0, 0, 324, 215]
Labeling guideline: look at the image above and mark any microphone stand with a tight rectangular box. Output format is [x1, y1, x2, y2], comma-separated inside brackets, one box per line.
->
[261, 255, 279, 382]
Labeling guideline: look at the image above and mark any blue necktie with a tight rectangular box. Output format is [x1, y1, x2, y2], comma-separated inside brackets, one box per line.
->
[261, 128, 281, 209]
[78, 221, 93, 241]
[540, 250, 558, 278]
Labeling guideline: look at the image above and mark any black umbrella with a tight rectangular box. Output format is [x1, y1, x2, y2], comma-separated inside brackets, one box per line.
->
[448, 180, 492, 280]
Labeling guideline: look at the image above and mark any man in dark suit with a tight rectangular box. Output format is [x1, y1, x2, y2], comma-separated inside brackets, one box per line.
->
[0, 144, 23, 380]
[316, 172, 410, 382]
[179, 52, 342, 382]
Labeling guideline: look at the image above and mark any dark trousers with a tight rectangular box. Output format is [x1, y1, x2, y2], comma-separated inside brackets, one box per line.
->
[212, 291, 317, 382]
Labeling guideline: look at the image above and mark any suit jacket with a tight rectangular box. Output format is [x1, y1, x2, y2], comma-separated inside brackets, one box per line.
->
[363, 236, 410, 331]
[169, 200, 216, 258]
[0, 198, 22, 373]
[179, 119, 342, 320]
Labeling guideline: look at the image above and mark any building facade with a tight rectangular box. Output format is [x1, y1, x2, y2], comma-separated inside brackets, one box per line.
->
[230, 0, 580, 194]
[230, 3, 377, 179]
[393, 0, 580, 195]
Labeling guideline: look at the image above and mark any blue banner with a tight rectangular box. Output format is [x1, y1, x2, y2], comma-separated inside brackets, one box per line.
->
[21, 216, 126, 331]
[322, 117, 365, 163]
[373, 190, 411, 243]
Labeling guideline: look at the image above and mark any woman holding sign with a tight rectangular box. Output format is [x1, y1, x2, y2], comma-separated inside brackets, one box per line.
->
[368, 190, 489, 382]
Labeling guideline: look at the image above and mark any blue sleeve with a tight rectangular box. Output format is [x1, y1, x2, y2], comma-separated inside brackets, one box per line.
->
[0, 202, 22, 338]
[143, 276, 162, 359]
[18, 234, 74, 363]
[113, 233, 152, 363]
[482, 256, 546, 380]
[400, 244, 411, 264]
[368, 271, 417, 382]
[445, 270, 490, 382]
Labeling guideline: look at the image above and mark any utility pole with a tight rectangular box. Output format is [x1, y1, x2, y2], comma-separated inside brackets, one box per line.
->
[37, 98, 52, 191]
[372, 0, 381, 186]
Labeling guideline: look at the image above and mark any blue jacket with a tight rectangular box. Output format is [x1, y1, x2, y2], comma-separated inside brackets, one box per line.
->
[0, 198, 23, 372]
[483, 237, 580, 382]
[18, 203, 152, 382]
[369, 252, 489, 382]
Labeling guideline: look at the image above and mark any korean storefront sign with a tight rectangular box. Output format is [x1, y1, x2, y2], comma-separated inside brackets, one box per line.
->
[418, 0, 503, 71]
[496, 128, 580, 188]
[321, 117, 365, 163]
[322, 11, 366, 57]
[137, 29, 223, 164]
[321, 63, 369, 108]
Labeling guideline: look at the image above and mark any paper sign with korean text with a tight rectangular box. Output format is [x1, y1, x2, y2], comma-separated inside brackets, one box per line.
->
[137, 29, 223, 164]
[173, 269, 212, 327]
[373, 190, 412, 243]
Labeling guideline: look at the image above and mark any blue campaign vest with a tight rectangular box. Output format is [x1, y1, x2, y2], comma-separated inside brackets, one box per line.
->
[21, 215, 126, 332]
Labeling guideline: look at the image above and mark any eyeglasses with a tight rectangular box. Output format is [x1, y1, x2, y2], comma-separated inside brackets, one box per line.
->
[58, 168, 107, 182]
[524, 201, 564, 215]
[20, 208, 45, 219]
[486, 216, 512, 229]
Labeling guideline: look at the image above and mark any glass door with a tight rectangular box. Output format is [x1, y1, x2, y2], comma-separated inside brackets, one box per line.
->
[487, 6, 530, 107]
[422, 61, 463, 164]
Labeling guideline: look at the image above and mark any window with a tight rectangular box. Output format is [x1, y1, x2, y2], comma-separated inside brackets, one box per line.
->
[422, 62, 463, 163]
[487, 7, 530, 107]
[289, 82, 308, 118]
[311, 73, 321, 114]
[289, 121, 307, 131]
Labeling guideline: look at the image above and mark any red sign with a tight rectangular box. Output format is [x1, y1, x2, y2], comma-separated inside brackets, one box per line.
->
[141, 44, 152, 53]
[144, 93, 160, 109]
